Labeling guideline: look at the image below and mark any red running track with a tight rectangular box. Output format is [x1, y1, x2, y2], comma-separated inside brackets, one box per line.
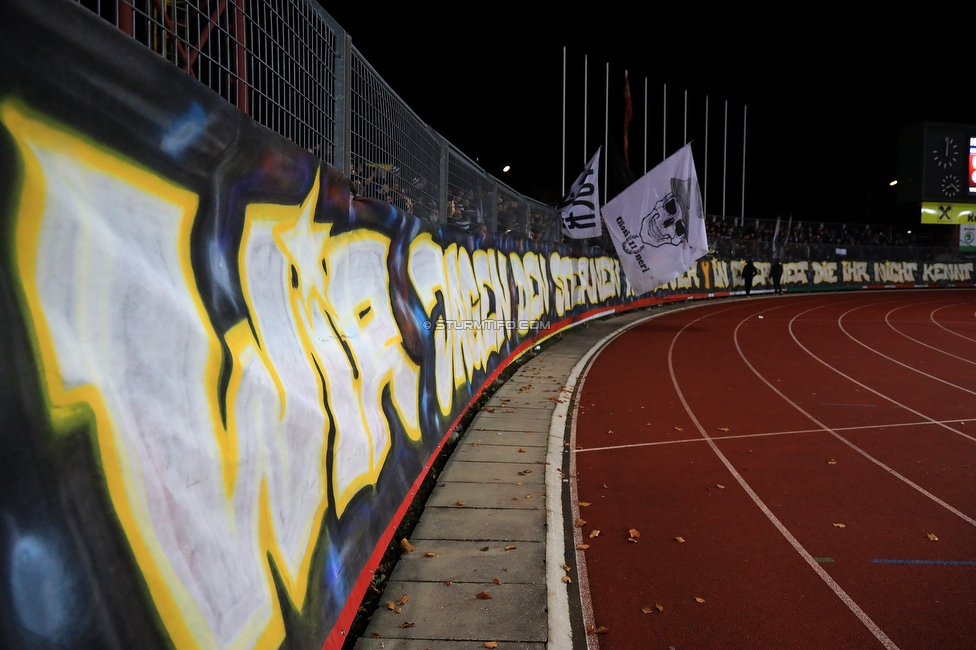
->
[570, 290, 976, 650]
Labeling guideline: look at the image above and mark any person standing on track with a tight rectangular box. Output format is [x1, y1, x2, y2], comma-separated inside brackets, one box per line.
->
[743, 258, 758, 295]
[771, 258, 784, 294]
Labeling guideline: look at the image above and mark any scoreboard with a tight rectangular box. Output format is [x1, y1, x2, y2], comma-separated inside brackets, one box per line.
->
[897, 123, 976, 222]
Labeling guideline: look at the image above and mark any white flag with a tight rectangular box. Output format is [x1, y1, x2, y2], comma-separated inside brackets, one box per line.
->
[602, 143, 708, 294]
[558, 148, 601, 239]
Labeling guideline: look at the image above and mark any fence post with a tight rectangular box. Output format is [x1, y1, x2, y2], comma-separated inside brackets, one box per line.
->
[334, 31, 352, 177]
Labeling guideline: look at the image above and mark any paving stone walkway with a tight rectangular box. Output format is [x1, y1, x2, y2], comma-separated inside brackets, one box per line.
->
[353, 308, 665, 650]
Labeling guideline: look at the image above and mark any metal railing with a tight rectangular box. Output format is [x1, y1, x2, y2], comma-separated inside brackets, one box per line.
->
[72, 0, 562, 241]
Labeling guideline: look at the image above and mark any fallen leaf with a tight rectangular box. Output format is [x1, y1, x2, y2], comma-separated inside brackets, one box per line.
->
[641, 606, 653, 614]
[655, 604, 665, 612]
[492, 578, 501, 585]
[603, 483, 608, 488]
[424, 552, 437, 558]
[827, 460, 837, 465]
[526, 494, 532, 499]
[476, 591, 493, 600]
[511, 497, 518, 501]
[397, 594, 408, 606]
[833, 523, 846, 528]
[674, 427, 683, 431]
[927, 533, 939, 541]
[562, 576, 572, 583]
[589, 529, 601, 538]
[627, 538, 637, 543]
[494, 477, 500, 481]
[518, 471, 526, 476]
[485, 643, 498, 649]
[455, 501, 464, 506]
[400, 539, 416, 553]
[386, 601, 395, 610]
[695, 597, 705, 603]
[518, 448, 527, 453]
[481, 546, 490, 551]
[718, 427, 730, 432]
[523, 469, 532, 474]
[717, 484, 726, 489]
[563, 563, 571, 572]
[471, 443, 479, 447]
[370, 632, 381, 638]
[675, 536, 686, 543]
[399, 622, 414, 629]
[577, 543, 590, 550]
[445, 581, 452, 586]
[629, 528, 641, 539]
[575, 518, 586, 527]
[395, 607, 402, 614]
[608, 429, 614, 434]
[505, 545, 517, 551]
[594, 626, 610, 634]
[579, 502, 591, 507]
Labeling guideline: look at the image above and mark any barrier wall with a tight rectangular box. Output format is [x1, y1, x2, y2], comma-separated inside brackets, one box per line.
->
[1, 4, 974, 650]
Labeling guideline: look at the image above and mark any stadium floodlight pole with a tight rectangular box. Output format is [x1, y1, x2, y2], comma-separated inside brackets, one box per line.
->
[562, 46, 566, 196]
[704, 95, 709, 215]
[643, 77, 648, 174]
[604, 62, 609, 205]
[662, 83, 667, 161]
[683, 89, 687, 145]
[741, 104, 747, 225]
[722, 99, 728, 219]
[583, 55, 589, 165]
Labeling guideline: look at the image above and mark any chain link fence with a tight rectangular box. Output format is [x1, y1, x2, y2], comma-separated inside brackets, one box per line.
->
[73, 0, 562, 241]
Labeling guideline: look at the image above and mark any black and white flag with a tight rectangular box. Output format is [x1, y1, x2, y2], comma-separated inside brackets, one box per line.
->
[558, 148, 601, 239]
[603, 143, 708, 294]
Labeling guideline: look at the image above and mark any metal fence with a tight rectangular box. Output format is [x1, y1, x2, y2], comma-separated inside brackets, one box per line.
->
[66, 0, 967, 258]
[72, 0, 562, 240]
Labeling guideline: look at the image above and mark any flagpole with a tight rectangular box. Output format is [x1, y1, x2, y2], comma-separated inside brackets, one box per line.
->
[662, 83, 667, 161]
[583, 54, 588, 165]
[562, 46, 566, 196]
[704, 95, 709, 216]
[722, 100, 727, 219]
[683, 89, 687, 145]
[741, 104, 747, 226]
[643, 77, 648, 174]
[604, 62, 609, 205]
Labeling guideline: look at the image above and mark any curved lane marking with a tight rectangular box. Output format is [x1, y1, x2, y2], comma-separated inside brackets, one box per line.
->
[835, 303, 976, 395]
[787, 301, 976, 444]
[669, 305, 900, 650]
[930, 302, 976, 344]
[883, 301, 976, 366]
[737, 303, 976, 525]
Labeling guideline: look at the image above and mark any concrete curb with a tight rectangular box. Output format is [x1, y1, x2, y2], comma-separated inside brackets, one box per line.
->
[353, 304, 699, 649]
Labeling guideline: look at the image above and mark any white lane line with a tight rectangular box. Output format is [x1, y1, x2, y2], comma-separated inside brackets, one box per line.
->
[930, 302, 976, 344]
[739, 307, 976, 526]
[789, 303, 976, 444]
[573, 417, 976, 454]
[546, 302, 727, 650]
[883, 302, 976, 366]
[669, 308, 900, 650]
[836, 303, 976, 396]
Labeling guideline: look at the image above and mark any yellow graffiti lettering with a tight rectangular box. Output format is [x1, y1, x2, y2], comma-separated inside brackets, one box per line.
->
[812, 261, 838, 284]
[873, 261, 917, 283]
[922, 262, 974, 282]
[712, 260, 730, 289]
[841, 260, 870, 283]
[784, 261, 809, 284]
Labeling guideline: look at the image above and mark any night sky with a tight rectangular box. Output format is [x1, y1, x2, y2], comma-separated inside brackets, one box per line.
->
[320, 4, 975, 226]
